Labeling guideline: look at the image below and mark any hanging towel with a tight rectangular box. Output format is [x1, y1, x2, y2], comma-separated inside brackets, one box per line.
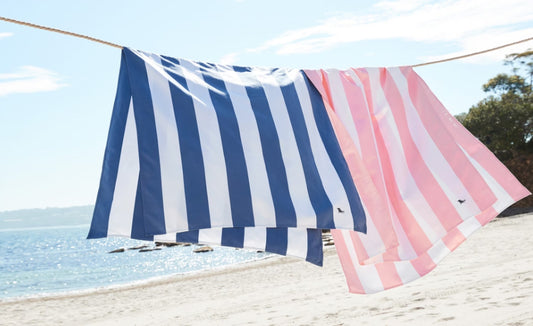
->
[87, 48, 369, 265]
[304, 67, 531, 293]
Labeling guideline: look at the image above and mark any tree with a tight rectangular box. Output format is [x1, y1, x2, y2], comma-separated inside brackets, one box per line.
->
[461, 50, 533, 160]
[482, 73, 529, 95]
[454, 112, 467, 124]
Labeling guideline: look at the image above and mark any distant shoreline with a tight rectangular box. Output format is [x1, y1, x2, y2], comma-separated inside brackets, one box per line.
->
[0, 249, 283, 303]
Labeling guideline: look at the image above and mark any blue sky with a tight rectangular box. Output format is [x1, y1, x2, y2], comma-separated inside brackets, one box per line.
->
[1, 0, 532, 211]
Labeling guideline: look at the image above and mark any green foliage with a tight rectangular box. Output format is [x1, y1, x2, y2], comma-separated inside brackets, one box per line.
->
[460, 50, 533, 161]
[482, 74, 529, 95]
[454, 112, 467, 124]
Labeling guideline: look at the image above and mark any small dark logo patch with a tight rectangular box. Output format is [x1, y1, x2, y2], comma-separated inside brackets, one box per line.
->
[337, 208, 345, 213]
[457, 199, 466, 204]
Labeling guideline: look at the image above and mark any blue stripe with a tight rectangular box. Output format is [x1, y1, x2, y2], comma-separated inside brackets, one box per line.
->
[304, 75, 367, 233]
[123, 48, 167, 235]
[176, 230, 199, 243]
[160, 55, 211, 230]
[199, 64, 254, 227]
[88, 51, 132, 239]
[131, 180, 155, 241]
[265, 228, 288, 256]
[173, 227, 323, 266]
[221, 228, 245, 248]
[233, 66, 297, 227]
[279, 74, 335, 229]
[306, 229, 323, 266]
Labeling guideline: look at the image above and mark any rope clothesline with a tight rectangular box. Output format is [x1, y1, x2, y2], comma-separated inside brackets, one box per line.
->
[1, 15, 532, 67]
[412, 37, 533, 67]
[0, 16, 123, 49]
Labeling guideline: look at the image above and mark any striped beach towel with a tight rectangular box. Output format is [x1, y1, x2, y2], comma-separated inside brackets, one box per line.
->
[305, 67, 531, 293]
[88, 47, 530, 291]
[87, 48, 368, 265]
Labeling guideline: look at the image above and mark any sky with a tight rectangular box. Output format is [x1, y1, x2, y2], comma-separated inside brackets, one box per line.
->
[1, 0, 532, 211]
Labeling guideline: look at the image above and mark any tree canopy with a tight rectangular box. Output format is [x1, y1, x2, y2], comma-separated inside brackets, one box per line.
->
[460, 50, 533, 160]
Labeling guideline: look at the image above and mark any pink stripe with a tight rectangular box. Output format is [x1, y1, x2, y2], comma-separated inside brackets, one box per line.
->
[322, 94, 387, 227]
[338, 71, 399, 252]
[410, 252, 436, 277]
[475, 206, 498, 226]
[315, 71, 390, 245]
[348, 228, 370, 262]
[353, 68, 432, 255]
[304, 70, 331, 108]
[331, 230, 366, 294]
[402, 67, 502, 209]
[403, 67, 530, 201]
[375, 262, 403, 290]
[381, 246, 400, 262]
[319, 70, 336, 111]
[307, 69, 399, 266]
[441, 227, 466, 251]
[380, 69, 463, 231]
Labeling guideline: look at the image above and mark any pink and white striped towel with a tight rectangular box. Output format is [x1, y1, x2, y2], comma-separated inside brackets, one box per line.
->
[305, 66, 531, 294]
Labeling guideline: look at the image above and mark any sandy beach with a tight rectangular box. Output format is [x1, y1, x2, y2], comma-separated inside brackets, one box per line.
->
[2, 213, 533, 326]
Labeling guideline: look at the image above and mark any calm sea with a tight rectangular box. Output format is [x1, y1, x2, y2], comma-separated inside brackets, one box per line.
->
[0, 224, 270, 300]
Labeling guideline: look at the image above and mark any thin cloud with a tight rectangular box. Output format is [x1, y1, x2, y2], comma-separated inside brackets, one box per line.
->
[0, 32, 13, 39]
[0, 66, 67, 97]
[249, 0, 533, 63]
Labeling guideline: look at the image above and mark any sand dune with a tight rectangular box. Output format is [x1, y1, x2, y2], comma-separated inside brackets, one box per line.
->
[2, 213, 533, 325]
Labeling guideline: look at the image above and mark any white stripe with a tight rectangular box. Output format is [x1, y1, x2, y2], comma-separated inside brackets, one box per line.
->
[354, 263, 385, 294]
[243, 227, 267, 250]
[180, 59, 233, 228]
[291, 72, 353, 230]
[144, 55, 188, 233]
[340, 229, 384, 293]
[426, 239, 450, 263]
[390, 207, 417, 261]
[198, 228, 223, 244]
[394, 261, 420, 285]
[316, 71, 391, 254]
[356, 202, 387, 261]
[256, 68, 316, 228]
[345, 69, 396, 253]
[107, 99, 138, 237]
[460, 145, 514, 213]
[154, 233, 177, 242]
[456, 215, 481, 238]
[367, 68, 445, 242]
[326, 69, 362, 154]
[221, 67, 277, 227]
[286, 228, 308, 259]
[388, 67, 480, 219]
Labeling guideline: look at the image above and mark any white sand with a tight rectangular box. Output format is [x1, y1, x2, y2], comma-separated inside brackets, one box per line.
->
[2, 213, 533, 326]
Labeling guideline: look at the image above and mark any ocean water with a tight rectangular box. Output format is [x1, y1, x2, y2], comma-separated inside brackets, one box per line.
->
[0, 224, 270, 300]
